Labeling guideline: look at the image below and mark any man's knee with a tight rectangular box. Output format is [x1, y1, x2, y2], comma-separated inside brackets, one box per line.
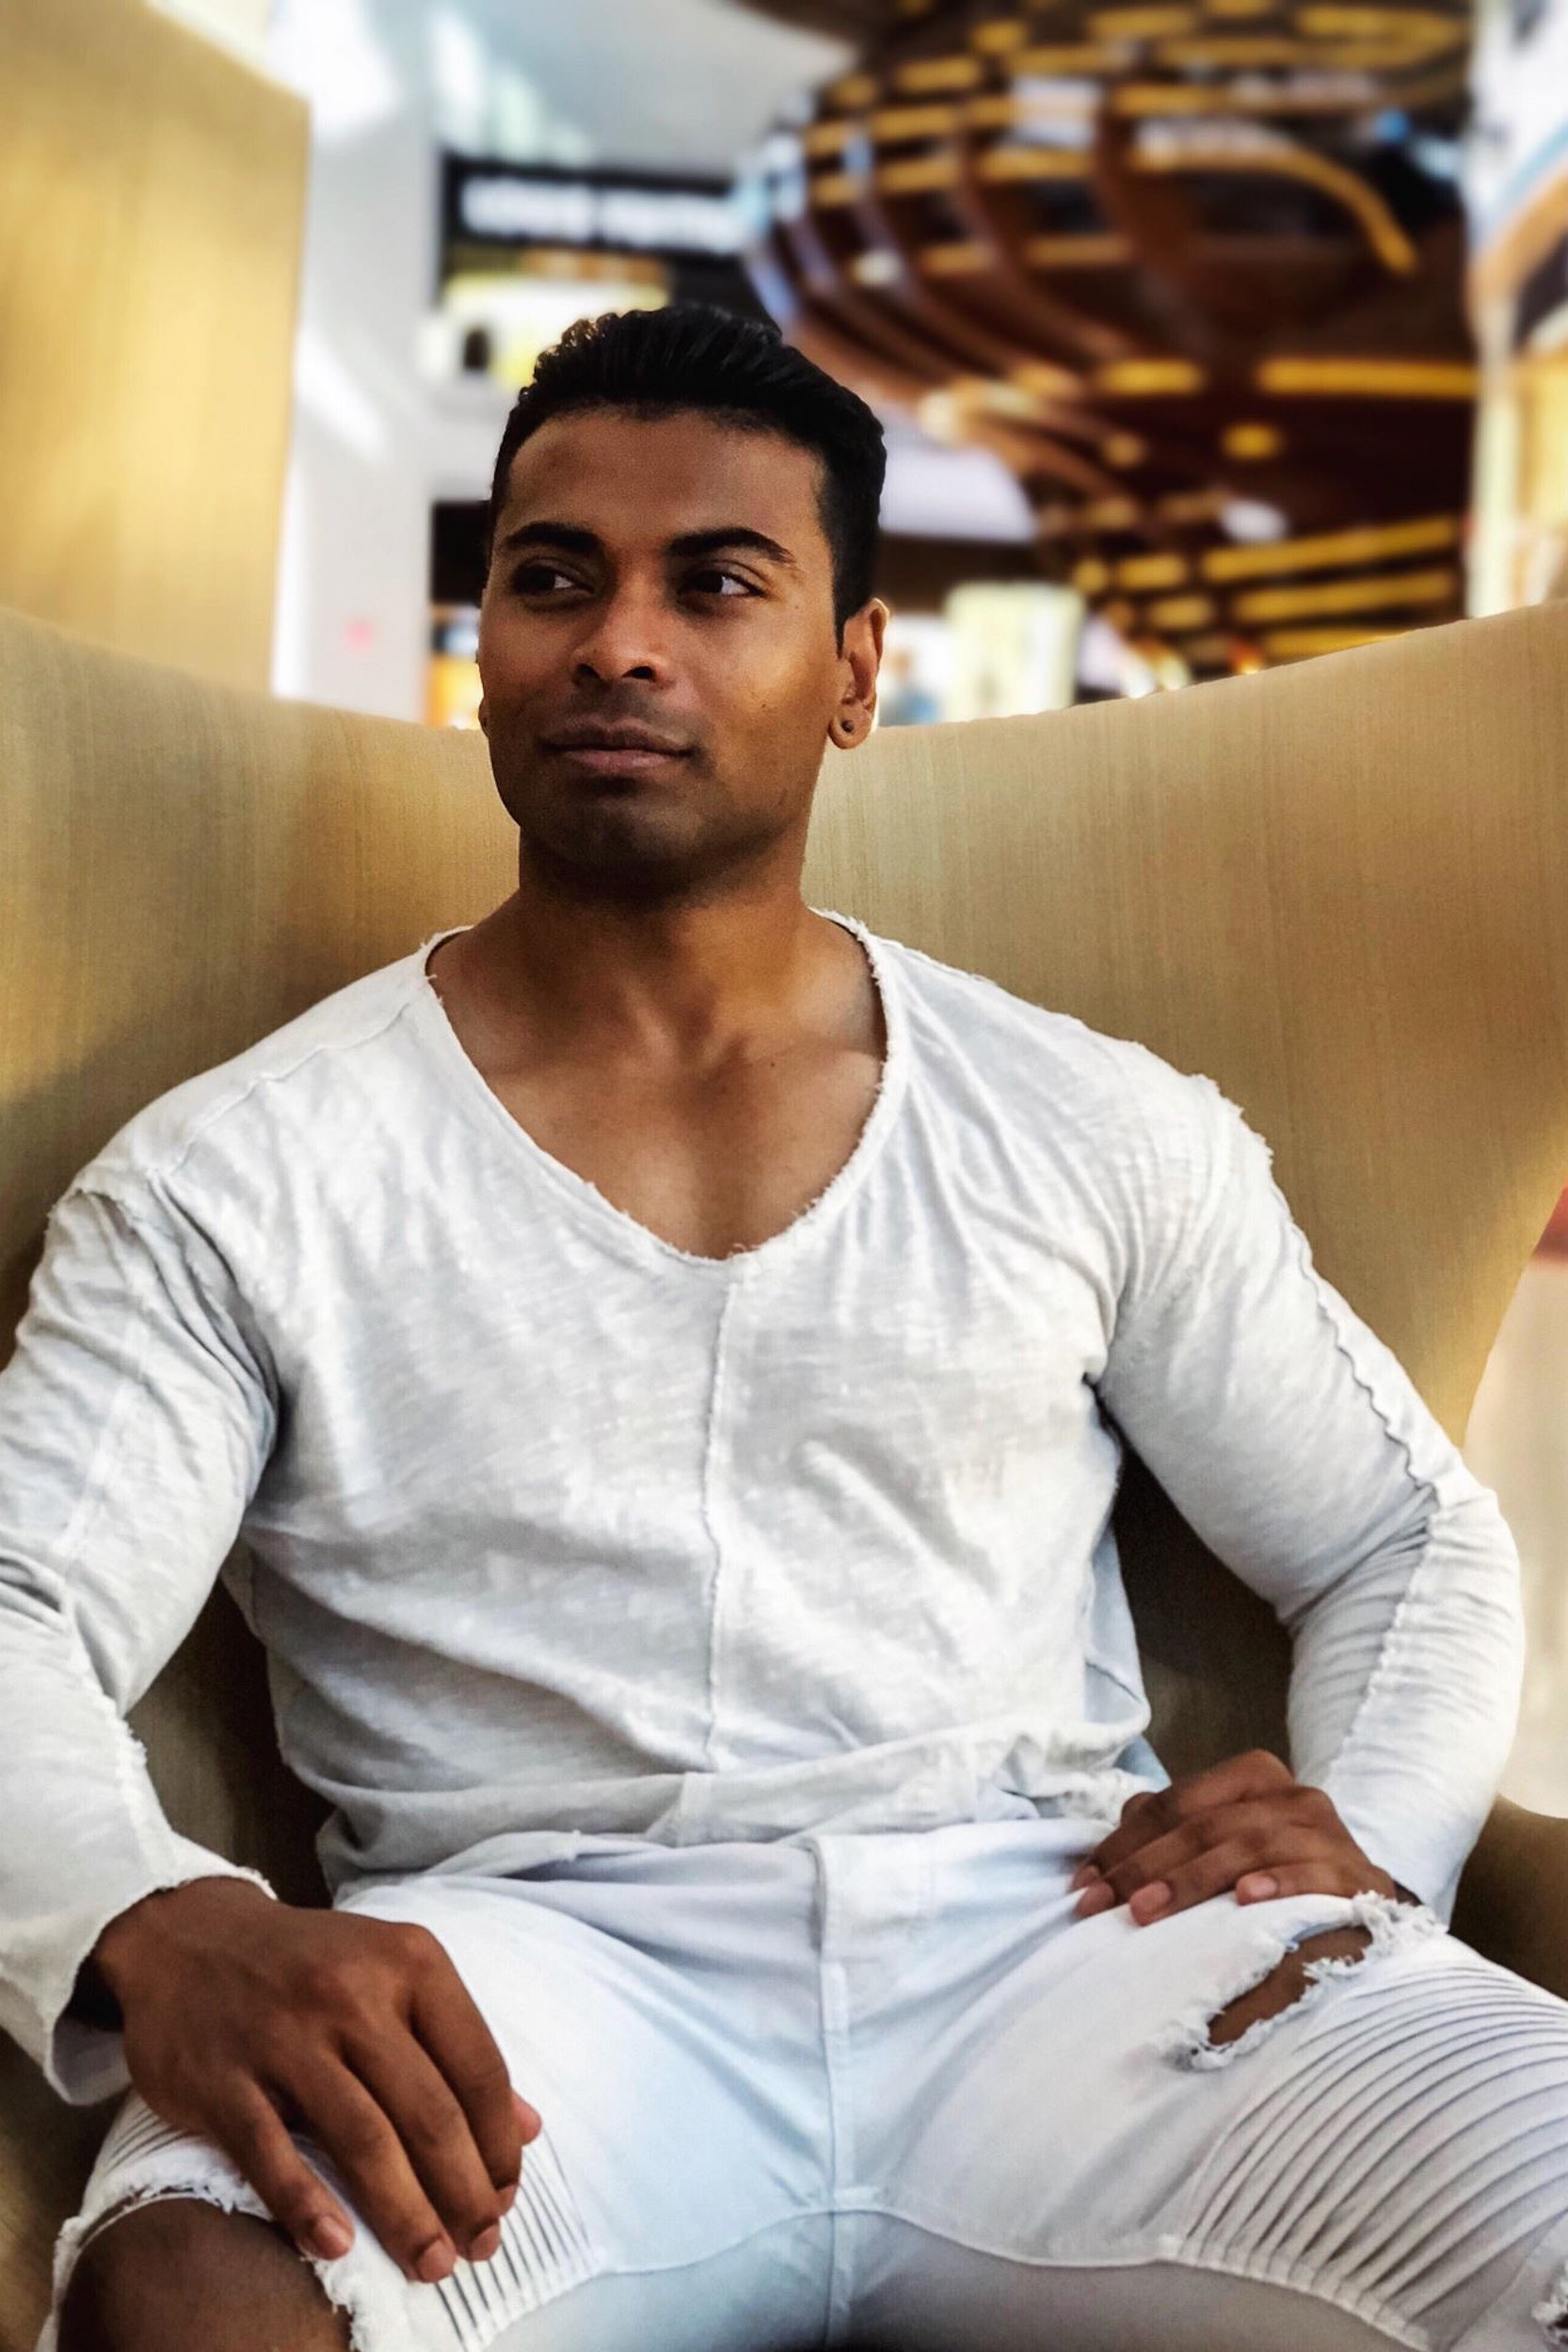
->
[58, 2194, 350, 2352]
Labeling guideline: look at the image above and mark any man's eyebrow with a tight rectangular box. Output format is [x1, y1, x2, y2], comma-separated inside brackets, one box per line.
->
[493, 521, 798, 567]
[494, 521, 600, 561]
[666, 527, 797, 568]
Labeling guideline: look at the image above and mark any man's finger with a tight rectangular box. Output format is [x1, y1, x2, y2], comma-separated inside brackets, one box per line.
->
[1077, 1752, 1294, 1883]
[407, 1935, 530, 2199]
[1236, 1863, 1396, 1907]
[1077, 1798, 1325, 1914]
[213, 2077, 359, 2266]
[285, 2057, 460, 2284]
[1123, 1832, 1355, 1924]
[345, 2030, 509, 2264]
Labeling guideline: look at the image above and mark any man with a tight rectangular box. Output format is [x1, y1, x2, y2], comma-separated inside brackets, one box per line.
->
[4, 304, 1567, 2352]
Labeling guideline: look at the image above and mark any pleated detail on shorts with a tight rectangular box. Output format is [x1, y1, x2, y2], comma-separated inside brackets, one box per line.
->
[74, 2098, 599, 2352]
[1174, 1958, 1568, 2346]
[93, 2096, 193, 2176]
[432, 2126, 600, 2348]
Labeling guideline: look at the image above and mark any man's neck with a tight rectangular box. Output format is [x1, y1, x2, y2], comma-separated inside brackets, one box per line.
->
[427, 866, 863, 1079]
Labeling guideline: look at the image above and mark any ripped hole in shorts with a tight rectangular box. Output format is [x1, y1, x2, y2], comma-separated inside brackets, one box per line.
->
[1207, 1927, 1373, 2047]
[1535, 2256, 1568, 2345]
[1159, 1888, 1444, 2073]
[49, 2174, 405, 2352]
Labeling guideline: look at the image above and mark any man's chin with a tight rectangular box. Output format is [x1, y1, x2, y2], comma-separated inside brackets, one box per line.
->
[520, 811, 757, 908]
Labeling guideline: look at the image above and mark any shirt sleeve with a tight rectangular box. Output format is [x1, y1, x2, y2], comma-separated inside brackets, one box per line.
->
[1095, 1063, 1526, 1925]
[0, 1181, 280, 2104]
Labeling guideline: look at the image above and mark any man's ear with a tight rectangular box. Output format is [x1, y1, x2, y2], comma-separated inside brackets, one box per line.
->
[476, 696, 488, 737]
[830, 599, 889, 751]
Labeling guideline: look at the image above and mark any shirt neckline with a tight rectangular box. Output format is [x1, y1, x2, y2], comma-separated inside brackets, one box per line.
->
[405, 907, 910, 1278]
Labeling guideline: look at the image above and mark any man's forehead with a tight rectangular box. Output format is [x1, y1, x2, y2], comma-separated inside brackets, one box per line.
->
[498, 408, 826, 545]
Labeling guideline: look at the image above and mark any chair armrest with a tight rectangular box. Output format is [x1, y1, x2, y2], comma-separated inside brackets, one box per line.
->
[1452, 1797, 1568, 2000]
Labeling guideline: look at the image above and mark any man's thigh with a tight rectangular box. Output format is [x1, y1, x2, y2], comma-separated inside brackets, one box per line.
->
[844, 1830, 1568, 2350]
[47, 1853, 837, 2352]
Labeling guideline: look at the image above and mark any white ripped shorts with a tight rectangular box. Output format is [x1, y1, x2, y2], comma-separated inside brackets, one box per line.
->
[44, 1817, 1568, 2352]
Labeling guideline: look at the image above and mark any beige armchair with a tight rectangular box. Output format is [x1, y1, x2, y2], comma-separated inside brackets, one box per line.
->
[2, 595, 1567, 2350]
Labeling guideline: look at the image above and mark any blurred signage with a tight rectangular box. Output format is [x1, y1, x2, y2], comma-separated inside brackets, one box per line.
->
[441, 157, 748, 269]
[431, 154, 765, 397]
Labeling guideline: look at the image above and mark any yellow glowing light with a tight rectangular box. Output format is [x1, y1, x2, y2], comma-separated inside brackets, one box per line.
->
[870, 103, 960, 141]
[1088, 5, 1198, 35]
[1256, 358, 1479, 398]
[804, 120, 856, 157]
[977, 146, 1092, 181]
[811, 171, 868, 208]
[1009, 360, 1087, 397]
[895, 55, 984, 92]
[1261, 627, 1405, 656]
[1096, 359, 1207, 394]
[1159, 33, 1308, 62]
[876, 156, 960, 193]
[1203, 512, 1462, 582]
[1232, 566, 1459, 622]
[1025, 232, 1132, 267]
[1013, 42, 1123, 72]
[1223, 421, 1286, 460]
[1149, 593, 1219, 629]
[1117, 551, 1189, 590]
[1295, 3, 1462, 56]
[970, 17, 1029, 50]
[919, 240, 989, 276]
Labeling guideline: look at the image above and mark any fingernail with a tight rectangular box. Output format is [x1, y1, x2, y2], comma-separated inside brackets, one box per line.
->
[1068, 1863, 1099, 1892]
[469, 2224, 502, 2263]
[414, 2237, 456, 2284]
[498, 2182, 518, 2215]
[1075, 1881, 1115, 1918]
[1129, 1881, 1172, 1923]
[1238, 1873, 1280, 1903]
[310, 2216, 353, 2261]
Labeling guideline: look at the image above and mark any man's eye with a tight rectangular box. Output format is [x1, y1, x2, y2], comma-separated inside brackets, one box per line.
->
[510, 563, 582, 595]
[687, 567, 757, 598]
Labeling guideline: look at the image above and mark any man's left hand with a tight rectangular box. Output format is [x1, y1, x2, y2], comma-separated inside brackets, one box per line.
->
[1069, 1750, 1404, 1925]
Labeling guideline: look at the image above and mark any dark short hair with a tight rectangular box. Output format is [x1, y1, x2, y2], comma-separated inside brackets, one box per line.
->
[485, 304, 886, 637]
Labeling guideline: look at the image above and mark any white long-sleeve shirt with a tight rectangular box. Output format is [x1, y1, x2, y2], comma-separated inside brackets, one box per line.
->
[0, 915, 1524, 2104]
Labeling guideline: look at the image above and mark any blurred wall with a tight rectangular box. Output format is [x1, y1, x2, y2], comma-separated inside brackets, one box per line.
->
[1466, 0, 1568, 615]
[0, 0, 308, 689]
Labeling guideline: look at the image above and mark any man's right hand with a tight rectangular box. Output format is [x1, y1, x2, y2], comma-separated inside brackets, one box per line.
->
[89, 1877, 542, 2284]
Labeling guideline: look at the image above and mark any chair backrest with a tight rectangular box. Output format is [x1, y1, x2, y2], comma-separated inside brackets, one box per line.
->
[6, 593, 1568, 1832]
[4, 592, 1567, 2335]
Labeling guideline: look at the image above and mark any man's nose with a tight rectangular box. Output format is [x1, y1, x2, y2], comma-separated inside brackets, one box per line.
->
[571, 591, 669, 685]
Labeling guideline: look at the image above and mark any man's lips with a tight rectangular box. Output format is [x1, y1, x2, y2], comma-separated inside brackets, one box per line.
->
[540, 724, 693, 779]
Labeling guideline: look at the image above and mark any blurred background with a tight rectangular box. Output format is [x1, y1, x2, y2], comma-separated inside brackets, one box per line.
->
[0, 0, 1564, 1802]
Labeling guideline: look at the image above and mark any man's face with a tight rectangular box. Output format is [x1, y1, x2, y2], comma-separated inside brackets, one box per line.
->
[476, 406, 883, 904]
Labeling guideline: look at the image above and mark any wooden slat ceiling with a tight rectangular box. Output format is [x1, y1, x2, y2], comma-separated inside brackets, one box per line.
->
[735, 0, 1480, 677]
